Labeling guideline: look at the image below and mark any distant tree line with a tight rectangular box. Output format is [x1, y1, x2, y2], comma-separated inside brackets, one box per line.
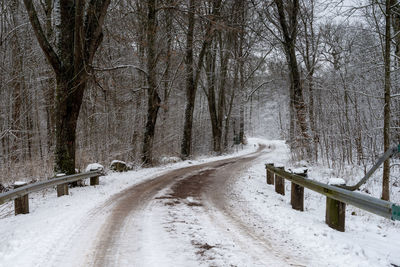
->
[0, 0, 398, 200]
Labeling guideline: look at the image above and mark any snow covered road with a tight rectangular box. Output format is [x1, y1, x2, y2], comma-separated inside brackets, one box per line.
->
[1, 138, 399, 266]
[82, 144, 298, 266]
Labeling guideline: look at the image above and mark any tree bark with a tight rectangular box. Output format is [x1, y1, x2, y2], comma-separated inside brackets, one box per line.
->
[274, 0, 311, 159]
[205, 47, 220, 152]
[206, 34, 229, 153]
[181, 0, 221, 158]
[299, 0, 319, 161]
[223, 64, 237, 150]
[142, 0, 161, 166]
[239, 56, 245, 144]
[181, 0, 197, 159]
[54, 77, 85, 174]
[382, 0, 391, 201]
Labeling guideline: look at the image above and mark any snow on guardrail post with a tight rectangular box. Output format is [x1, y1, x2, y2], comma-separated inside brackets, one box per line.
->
[56, 173, 69, 197]
[291, 169, 307, 212]
[14, 181, 29, 215]
[265, 163, 275, 185]
[86, 163, 104, 186]
[275, 165, 285, 195]
[326, 178, 347, 232]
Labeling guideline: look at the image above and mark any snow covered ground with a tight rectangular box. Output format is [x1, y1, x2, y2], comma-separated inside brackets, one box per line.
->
[231, 139, 400, 266]
[0, 142, 256, 267]
[0, 138, 399, 267]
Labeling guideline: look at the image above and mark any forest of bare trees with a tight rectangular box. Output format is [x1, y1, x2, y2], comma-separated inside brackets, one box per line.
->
[0, 0, 399, 200]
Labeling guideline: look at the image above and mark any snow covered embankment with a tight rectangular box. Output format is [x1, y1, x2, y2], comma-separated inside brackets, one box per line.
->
[232, 139, 400, 267]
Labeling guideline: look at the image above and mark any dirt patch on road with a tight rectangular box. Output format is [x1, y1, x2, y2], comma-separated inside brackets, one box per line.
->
[156, 168, 218, 207]
[191, 240, 216, 257]
[169, 169, 214, 199]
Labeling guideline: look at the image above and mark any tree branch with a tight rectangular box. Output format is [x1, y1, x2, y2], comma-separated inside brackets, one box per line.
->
[84, 0, 111, 64]
[23, 0, 62, 75]
[91, 64, 149, 77]
[245, 80, 273, 102]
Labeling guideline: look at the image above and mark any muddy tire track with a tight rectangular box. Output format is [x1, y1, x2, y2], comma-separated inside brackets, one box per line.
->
[85, 145, 303, 266]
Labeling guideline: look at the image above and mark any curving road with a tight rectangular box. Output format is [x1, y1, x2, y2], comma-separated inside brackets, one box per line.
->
[63, 145, 305, 266]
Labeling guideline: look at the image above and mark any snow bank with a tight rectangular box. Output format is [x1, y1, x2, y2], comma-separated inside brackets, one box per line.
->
[232, 139, 400, 266]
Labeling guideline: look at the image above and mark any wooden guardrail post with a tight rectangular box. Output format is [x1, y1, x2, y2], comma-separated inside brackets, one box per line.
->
[326, 179, 346, 232]
[265, 163, 274, 185]
[14, 182, 29, 215]
[275, 166, 285, 195]
[291, 170, 306, 211]
[57, 183, 69, 197]
[90, 175, 99, 186]
[56, 174, 69, 197]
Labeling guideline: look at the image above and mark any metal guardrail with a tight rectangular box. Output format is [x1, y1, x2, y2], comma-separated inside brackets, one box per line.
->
[266, 165, 400, 221]
[340, 145, 400, 191]
[0, 171, 102, 206]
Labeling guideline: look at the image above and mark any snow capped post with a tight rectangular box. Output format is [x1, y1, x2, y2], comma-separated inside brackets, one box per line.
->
[291, 168, 307, 212]
[86, 163, 104, 186]
[13, 181, 29, 215]
[326, 178, 347, 232]
[265, 163, 275, 185]
[275, 165, 285, 195]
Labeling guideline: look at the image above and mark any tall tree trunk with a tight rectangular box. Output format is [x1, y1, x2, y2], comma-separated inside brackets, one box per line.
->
[308, 75, 318, 161]
[181, 0, 197, 159]
[224, 64, 238, 150]
[181, 0, 221, 158]
[10, 42, 22, 163]
[382, 0, 391, 201]
[392, 1, 400, 144]
[142, 93, 161, 165]
[24, 0, 110, 175]
[300, 0, 319, 161]
[43, 0, 55, 156]
[160, 1, 173, 155]
[23, 86, 33, 161]
[54, 77, 85, 174]
[142, 0, 160, 166]
[274, 0, 311, 159]
[354, 96, 363, 165]
[44, 76, 55, 155]
[217, 44, 228, 152]
[205, 47, 220, 152]
[392, 0, 400, 67]
[239, 55, 245, 144]
[205, 42, 226, 153]
[10, 0, 22, 164]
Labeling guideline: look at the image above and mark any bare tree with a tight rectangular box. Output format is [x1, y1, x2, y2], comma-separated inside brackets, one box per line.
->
[23, 0, 110, 175]
[141, 0, 161, 166]
[273, 0, 311, 159]
[298, 0, 320, 162]
[382, 0, 391, 200]
[181, 0, 222, 159]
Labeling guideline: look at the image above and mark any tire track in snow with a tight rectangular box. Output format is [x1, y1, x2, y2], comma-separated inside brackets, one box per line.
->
[69, 144, 303, 266]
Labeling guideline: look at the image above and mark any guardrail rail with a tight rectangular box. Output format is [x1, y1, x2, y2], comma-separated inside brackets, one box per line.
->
[0, 171, 103, 215]
[265, 163, 400, 232]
